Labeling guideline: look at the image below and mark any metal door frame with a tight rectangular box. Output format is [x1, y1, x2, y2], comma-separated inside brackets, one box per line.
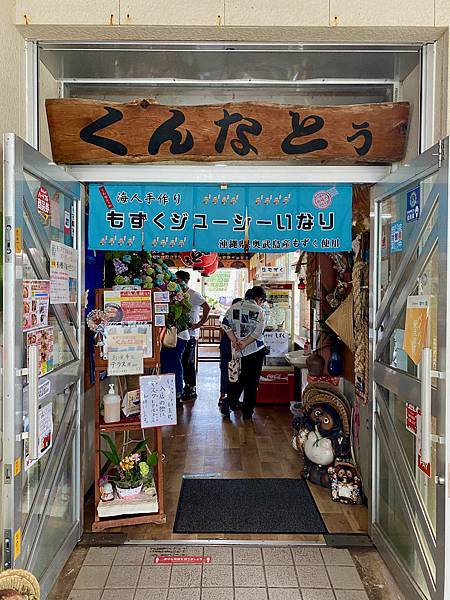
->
[2, 133, 84, 597]
[369, 138, 450, 600]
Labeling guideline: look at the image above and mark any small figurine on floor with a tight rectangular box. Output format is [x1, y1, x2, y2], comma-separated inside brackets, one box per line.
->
[328, 461, 362, 504]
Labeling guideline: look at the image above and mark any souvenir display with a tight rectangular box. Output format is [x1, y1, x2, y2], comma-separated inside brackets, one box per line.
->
[328, 461, 363, 505]
[292, 383, 352, 488]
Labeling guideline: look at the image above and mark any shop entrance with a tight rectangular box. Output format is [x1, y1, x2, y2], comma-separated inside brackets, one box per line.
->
[5, 134, 450, 599]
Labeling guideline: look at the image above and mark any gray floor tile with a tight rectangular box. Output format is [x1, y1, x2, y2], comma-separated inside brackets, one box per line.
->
[334, 592, 369, 600]
[138, 565, 171, 588]
[100, 589, 134, 600]
[202, 564, 233, 587]
[327, 567, 364, 590]
[262, 547, 293, 565]
[201, 588, 234, 600]
[234, 565, 265, 587]
[134, 589, 168, 600]
[301, 591, 335, 600]
[265, 566, 298, 588]
[68, 591, 103, 600]
[233, 547, 263, 565]
[73, 566, 110, 589]
[114, 546, 146, 566]
[296, 566, 331, 589]
[167, 589, 201, 600]
[291, 547, 324, 566]
[268, 589, 302, 600]
[174, 546, 204, 556]
[84, 547, 117, 566]
[170, 565, 202, 588]
[321, 549, 354, 567]
[105, 565, 141, 589]
[235, 589, 268, 600]
[205, 546, 233, 564]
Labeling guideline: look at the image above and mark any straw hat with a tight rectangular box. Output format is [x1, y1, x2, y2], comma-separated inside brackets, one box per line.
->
[302, 393, 351, 437]
[326, 292, 355, 352]
[0, 570, 40, 600]
[303, 382, 351, 413]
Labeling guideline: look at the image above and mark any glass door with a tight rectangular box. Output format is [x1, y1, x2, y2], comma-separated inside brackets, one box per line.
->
[2, 134, 84, 597]
[371, 139, 450, 599]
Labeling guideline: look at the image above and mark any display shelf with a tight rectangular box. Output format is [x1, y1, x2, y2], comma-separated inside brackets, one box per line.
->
[99, 415, 143, 432]
[92, 288, 166, 532]
[97, 484, 159, 518]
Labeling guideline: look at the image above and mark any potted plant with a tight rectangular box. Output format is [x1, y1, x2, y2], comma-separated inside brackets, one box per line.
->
[100, 434, 158, 500]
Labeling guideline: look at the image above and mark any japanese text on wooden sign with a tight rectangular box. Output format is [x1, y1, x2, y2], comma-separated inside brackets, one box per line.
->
[88, 183, 352, 253]
[46, 99, 409, 164]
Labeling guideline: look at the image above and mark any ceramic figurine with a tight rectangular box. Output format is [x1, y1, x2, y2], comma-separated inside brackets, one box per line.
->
[100, 482, 114, 502]
[328, 462, 362, 504]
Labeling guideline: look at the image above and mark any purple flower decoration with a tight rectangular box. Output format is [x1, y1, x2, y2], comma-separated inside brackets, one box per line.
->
[113, 259, 128, 275]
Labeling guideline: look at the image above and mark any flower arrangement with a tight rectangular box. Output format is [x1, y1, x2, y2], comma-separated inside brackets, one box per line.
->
[109, 252, 192, 332]
[100, 434, 158, 499]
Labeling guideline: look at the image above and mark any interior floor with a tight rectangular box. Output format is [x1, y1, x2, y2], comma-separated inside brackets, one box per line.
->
[85, 358, 368, 541]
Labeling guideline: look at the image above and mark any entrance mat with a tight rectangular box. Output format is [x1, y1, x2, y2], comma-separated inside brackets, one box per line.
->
[173, 478, 328, 534]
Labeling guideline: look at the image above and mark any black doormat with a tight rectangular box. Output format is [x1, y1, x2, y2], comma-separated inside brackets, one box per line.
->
[173, 478, 328, 534]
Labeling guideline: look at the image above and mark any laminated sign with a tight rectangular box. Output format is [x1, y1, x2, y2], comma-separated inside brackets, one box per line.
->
[403, 295, 430, 364]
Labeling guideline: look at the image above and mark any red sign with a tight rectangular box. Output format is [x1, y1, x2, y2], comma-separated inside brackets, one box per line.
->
[418, 451, 431, 478]
[36, 186, 51, 219]
[154, 556, 211, 564]
[406, 403, 420, 435]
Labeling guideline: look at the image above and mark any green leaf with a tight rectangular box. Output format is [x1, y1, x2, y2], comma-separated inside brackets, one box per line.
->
[147, 450, 158, 467]
[101, 434, 121, 465]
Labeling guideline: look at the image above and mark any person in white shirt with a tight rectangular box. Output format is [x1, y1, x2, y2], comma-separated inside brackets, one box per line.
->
[221, 286, 267, 420]
[176, 270, 211, 400]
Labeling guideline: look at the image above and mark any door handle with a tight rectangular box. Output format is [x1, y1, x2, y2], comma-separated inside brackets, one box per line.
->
[28, 345, 39, 461]
[421, 346, 432, 466]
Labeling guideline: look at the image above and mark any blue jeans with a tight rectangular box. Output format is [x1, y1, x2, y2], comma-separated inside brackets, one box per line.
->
[160, 338, 188, 397]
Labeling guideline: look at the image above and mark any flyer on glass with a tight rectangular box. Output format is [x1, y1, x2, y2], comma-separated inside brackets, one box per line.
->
[104, 290, 152, 322]
[50, 241, 77, 304]
[24, 402, 53, 471]
[23, 280, 50, 331]
[27, 326, 54, 377]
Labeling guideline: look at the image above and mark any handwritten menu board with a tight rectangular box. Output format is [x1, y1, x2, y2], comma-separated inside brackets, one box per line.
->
[140, 374, 177, 428]
[107, 350, 144, 377]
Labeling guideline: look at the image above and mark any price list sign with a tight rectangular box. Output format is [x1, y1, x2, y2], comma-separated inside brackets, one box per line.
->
[140, 374, 177, 428]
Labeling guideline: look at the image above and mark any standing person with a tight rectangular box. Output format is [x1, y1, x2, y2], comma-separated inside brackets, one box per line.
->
[175, 270, 211, 401]
[218, 298, 242, 407]
[160, 327, 189, 406]
[221, 286, 267, 420]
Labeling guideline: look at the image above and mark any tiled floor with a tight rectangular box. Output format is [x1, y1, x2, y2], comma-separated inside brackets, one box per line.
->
[65, 545, 370, 600]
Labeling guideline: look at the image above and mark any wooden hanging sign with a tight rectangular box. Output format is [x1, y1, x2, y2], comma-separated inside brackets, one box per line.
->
[46, 98, 409, 165]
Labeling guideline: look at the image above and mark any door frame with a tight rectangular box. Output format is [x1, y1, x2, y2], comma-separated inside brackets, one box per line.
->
[2, 133, 85, 597]
[369, 138, 450, 600]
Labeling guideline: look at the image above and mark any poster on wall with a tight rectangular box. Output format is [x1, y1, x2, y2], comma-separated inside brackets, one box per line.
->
[24, 402, 53, 471]
[140, 374, 177, 428]
[23, 280, 50, 331]
[264, 331, 289, 357]
[88, 183, 353, 254]
[104, 289, 152, 322]
[27, 326, 54, 377]
[50, 241, 77, 304]
[104, 323, 153, 358]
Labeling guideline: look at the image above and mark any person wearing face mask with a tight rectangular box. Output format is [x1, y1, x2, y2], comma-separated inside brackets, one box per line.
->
[220, 286, 267, 420]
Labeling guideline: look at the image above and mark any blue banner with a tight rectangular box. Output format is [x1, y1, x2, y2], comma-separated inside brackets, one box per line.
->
[88, 183, 352, 253]
[248, 184, 352, 252]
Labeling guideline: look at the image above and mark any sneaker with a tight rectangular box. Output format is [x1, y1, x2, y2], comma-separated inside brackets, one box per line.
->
[176, 395, 184, 407]
[183, 386, 197, 401]
[220, 399, 231, 419]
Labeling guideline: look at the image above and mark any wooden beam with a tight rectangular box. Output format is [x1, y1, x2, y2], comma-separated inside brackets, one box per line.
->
[46, 98, 409, 165]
